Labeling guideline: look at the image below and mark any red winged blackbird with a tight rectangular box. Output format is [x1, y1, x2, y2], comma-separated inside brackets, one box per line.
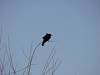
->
[42, 33, 52, 46]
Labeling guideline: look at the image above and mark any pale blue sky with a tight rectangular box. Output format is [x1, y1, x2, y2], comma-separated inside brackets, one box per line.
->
[0, 0, 100, 75]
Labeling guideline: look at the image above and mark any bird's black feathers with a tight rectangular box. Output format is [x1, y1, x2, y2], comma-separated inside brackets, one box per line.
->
[42, 33, 52, 46]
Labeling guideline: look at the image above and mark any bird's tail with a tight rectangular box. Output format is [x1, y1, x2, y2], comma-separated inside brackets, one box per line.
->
[42, 42, 44, 46]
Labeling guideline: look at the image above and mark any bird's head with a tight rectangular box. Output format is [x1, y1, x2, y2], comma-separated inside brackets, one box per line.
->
[46, 33, 52, 36]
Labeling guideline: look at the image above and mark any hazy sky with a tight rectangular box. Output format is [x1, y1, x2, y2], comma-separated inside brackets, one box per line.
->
[0, 0, 100, 75]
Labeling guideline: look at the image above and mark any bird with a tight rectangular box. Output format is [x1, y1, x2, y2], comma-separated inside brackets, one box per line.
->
[42, 33, 52, 46]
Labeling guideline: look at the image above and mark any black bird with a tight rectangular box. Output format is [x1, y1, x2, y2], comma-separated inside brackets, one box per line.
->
[42, 33, 52, 46]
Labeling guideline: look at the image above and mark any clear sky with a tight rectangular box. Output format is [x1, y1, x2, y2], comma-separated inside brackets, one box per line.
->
[0, 0, 100, 75]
